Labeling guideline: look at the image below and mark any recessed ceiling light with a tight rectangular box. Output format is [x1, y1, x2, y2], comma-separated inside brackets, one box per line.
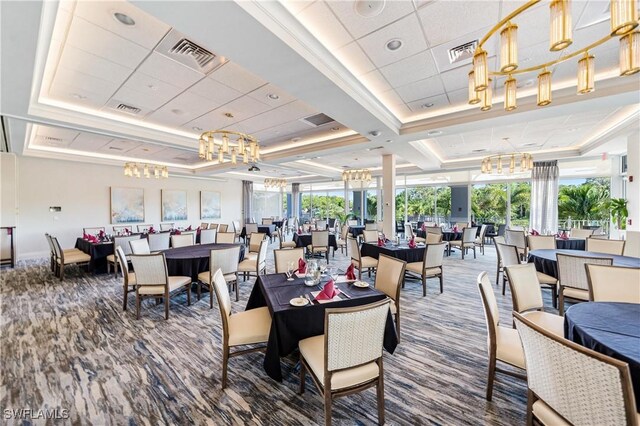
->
[292, 137, 302, 142]
[472, 149, 487, 153]
[385, 139, 393, 143]
[193, 126, 203, 131]
[523, 143, 540, 147]
[427, 130, 443, 136]
[421, 102, 435, 108]
[385, 39, 403, 51]
[369, 130, 381, 137]
[147, 84, 157, 90]
[267, 93, 280, 100]
[113, 12, 135, 26]
[171, 109, 184, 115]
[71, 93, 87, 100]
[354, 0, 385, 17]
[330, 127, 340, 131]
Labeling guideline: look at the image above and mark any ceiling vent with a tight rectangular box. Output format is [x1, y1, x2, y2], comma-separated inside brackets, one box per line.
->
[300, 113, 335, 127]
[42, 136, 65, 145]
[368, 146, 384, 151]
[448, 40, 478, 64]
[108, 146, 124, 151]
[155, 29, 226, 74]
[113, 103, 142, 115]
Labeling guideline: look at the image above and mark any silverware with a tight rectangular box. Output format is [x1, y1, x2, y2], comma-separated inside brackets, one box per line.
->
[341, 288, 352, 299]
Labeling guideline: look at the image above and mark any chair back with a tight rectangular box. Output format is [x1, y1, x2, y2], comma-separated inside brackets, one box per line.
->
[115, 246, 131, 281]
[210, 246, 241, 277]
[365, 222, 377, 231]
[246, 223, 259, 235]
[232, 220, 241, 235]
[505, 229, 526, 249]
[136, 224, 153, 233]
[51, 236, 63, 260]
[129, 238, 151, 254]
[114, 235, 141, 256]
[496, 243, 520, 268]
[477, 272, 500, 348]
[200, 229, 217, 245]
[257, 239, 269, 272]
[83, 227, 105, 235]
[424, 242, 446, 269]
[311, 230, 329, 248]
[425, 232, 443, 244]
[362, 229, 379, 243]
[404, 223, 414, 239]
[200, 222, 209, 230]
[514, 312, 638, 426]
[462, 227, 478, 243]
[160, 223, 174, 231]
[425, 226, 443, 236]
[497, 224, 506, 236]
[586, 265, 640, 303]
[274, 248, 305, 273]
[262, 218, 273, 225]
[586, 238, 625, 256]
[623, 230, 640, 258]
[211, 269, 232, 342]
[570, 228, 593, 239]
[374, 254, 406, 303]
[218, 224, 228, 233]
[148, 232, 170, 252]
[347, 219, 358, 226]
[209, 223, 220, 231]
[217, 232, 237, 244]
[348, 236, 360, 261]
[478, 224, 488, 240]
[249, 232, 266, 253]
[455, 222, 469, 229]
[316, 220, 327, 230]
[44, 234, 55, 257]
[324, 299, 390, 372]
[505, 263, 543, 313]
[557, 253, 613, 291]
[112, 225, 129, 234]
[528, 235, 556, 251]
[340, 224, 349, 241]
[493, 235, 506, 245]
[171, 233, 195, 248]
[129, 253, 168, 286]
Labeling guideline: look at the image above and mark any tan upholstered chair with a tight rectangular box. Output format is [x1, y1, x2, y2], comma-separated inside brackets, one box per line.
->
[262, 218, 273, 225]
[83, 227, 105, 235]
[148, 232, 170, 252]
[335, 225, 349, 256]
[476, 272, 526, 401]
[504, 264, 563, 336]
[493, 235, 506, 285]
[475, 224, 489, 255]
[200, 222, 209, 229]
[505, 229, 527, 260]
[274, 248, 305, 274]
[50, 236, 90, 280]
[586, 237, 625, 255]
[112, 225, 129, 234]
[298, 299, 391, 426]
[449, 227, 478, 259]
[404, 223, 425, 243]
[527, 235, 556, 251]
[374, 254, 406, 340]
[425, 226, 443, 238]
[200, 229, 217, 245]
[171, 233, 195, 248]
[247, 232, 266, 258]
[424, 232, 442, 244]
[364, 222, 377, 231]
[362, 229, 379, 243]
[586, 264, 640, 303]
[129, 253, 191, 320]
[159, 223, 174, 231]
[245, 223, 259, 243]
[570, 228, 594, 239]
[115, 246, 137, 311]
[278, 227, 297, 249]
[209, 223, 220, 231]
[216, 232, 237, 244]
[129, 238, 151, 255]
[307, 230, 330, 261]
[348, 236, 377, 280]
[238, 239, 268, 281]
[136, 224, 153, 233]
[218, 224, 229, 233]
[45, 233, 83, 274]
[106, 235, 140, 276]
[557, 253, 614, 315]
[197, 246, 241, 305]
[624, 230, 640, 258]
[232, 220, 242, 241]
[454, 222, 469, 229]
[211, 269, 271, 388]
[405, 242, 447, 296]
[514, 312, 638, 426]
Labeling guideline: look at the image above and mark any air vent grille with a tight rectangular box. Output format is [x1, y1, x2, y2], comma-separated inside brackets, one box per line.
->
[448, 40, 478, 64]
[170, 39, 216, 69]
[114, 103, 141, 115]
[155, 29, 225, 74]
[44, 136, 64, 143]
[108, 146, 124, 151]
[301, 113, 335, 127]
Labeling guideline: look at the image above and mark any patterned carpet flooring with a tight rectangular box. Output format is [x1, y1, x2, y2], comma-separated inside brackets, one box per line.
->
[0, 241, 558, 425]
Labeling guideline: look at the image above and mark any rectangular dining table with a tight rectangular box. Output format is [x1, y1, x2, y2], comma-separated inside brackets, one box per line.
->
[360, 242, 427, 263]
[245, 273, 398, 382]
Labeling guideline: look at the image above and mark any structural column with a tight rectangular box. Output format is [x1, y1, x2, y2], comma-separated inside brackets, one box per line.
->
[382, 154, 396, 238]
[627, 131, 640, 232]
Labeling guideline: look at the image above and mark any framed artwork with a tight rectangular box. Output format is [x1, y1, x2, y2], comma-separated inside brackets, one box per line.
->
[200, 191, 221, 219]
[161, 189, 188, 221]
[110, 187, 144, 224]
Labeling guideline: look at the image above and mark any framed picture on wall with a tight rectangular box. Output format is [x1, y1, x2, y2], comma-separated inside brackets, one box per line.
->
[110, 187, 144, 224]
[201, 191, 221, 219]
[161, 189, 188, 221]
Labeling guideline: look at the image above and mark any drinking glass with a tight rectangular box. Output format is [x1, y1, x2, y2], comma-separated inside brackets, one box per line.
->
[286, 261, 295, 281]
[329, 267, 339, 282]
[319, 259, 327, 275]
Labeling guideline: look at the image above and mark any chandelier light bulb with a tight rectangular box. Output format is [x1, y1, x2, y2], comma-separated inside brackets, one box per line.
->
[577, 52, 595, 94]
[468, 70, 481, 104]
[480, 78, 493, 111]
[500, 22, 519, 72]
[610, 0, 639, 36]
[504, 76, 517, 111]
[620, 32, 640, 75]
[473, 49, 489, 91]
[550, 0, 573, 51]
[537, 70, 553, 106]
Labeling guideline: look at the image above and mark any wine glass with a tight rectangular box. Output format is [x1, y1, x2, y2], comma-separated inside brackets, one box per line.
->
[329, 267, 339, 282]
[319, 259, 327, 275]
[286, 261, 295, 281]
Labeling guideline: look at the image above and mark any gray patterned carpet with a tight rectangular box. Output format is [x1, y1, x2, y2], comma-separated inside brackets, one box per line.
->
[0, 240, 557, 425]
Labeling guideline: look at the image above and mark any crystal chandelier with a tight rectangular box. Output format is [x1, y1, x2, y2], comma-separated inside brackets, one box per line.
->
[481, 153, 534, 174]
[264, 178, 287, 189]
[124, 162, 168, 179]
[469, 0, 639, 112]
[342, 169, 372, 184]
[198, 114, 260, 164]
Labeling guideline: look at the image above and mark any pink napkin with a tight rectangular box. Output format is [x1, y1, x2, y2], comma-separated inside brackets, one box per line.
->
[345, 264, 356, 280]
[186, 225, 192, 231]
[560, 231, 569, 240]
[408, 237, 417, 248]
[421, 223, 426, 231]
[315, 279, 339, 301]
[83, 233, 89, 240]
[148, 226, 155, 234]
[530, 229, 539, 236]
[377, 237, 384, 247]
[98, 230, 105, 238]
[453, 226, 458, 233]
[298, 258, 306, 274]
[174, 229, 182, 235]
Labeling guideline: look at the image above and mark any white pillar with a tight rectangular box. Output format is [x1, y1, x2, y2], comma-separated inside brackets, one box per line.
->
[506, 183, 512, 228]
[382, 154, 396, 237]
[376, 176, 382, 221]
[344, 180, 349, 216]
[627, 131, 640, 231]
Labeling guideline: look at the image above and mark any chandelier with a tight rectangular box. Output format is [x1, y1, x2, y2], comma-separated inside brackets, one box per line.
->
[264, 178, 287, 189]
[481, 153, 534, 174]
[469, 0, 639, 111]
[198, 114, 261, 164]
[342, 168, 372, 184]
[124, 162, 168, 178]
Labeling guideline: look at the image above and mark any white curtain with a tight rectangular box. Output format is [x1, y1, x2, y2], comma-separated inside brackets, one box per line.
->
[291, 183, 300, 220]
[242, 180, 253, 225]
[529, 161, 559, 234]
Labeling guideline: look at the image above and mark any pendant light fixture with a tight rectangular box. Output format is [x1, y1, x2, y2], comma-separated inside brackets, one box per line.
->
[550, 0, 573, 51]
[610, 0, 639, 36]
[620, 32, 640, 75]
[500, 22, 519, 72]
[473, 48, 489, 91]
[504, 76, 517, 111]
[577, 52, 595, 94]
[537, 69, 552, 106]
[480, 78, 493, 111]
[468, 70, 481, 104]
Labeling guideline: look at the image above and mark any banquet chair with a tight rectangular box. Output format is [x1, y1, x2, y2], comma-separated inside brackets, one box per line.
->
[209, 223, 220, 231]
[160, 223, 174, 231]
[200, 229, 217, 245]
[570, 228, 593, 239]
[307, 230, 330, 262]
[197, 246, 241, 304]
[347, 219, 358, 227]
[277, 227, 297, 249]
[348, 236, 377, 280]
[200, 223, 209, 230]
[171, 233, 195, 248]
[51, 236, 91, 281]
[115, 246, 136, 311]
[112, 225, 129, 235]
[245, 223, 259, 243]
[218, 224, 228, 233]
[83, 227, 105, 235]
[137, 224, 153, 233]
[148, 232, 170, 252]
[425, 226, 443, 237]
[45, 233, 82, 274]
[262, 218, 273, 225]
[362, 229, 379, 243]
[217, 232, 237, 244]
[493, 236, 506, 285]
[513, 312, 638, 426]
[107, 235, 141, 276]
[527, 235, 556, 251]
[129, 253, 191, 320]
[477, 272, 526, 401]
[403, 223, 426, 243]
[504, 264, 563, 336]
[474, 224, 489, 255]
[129, 238, 151, 255]
[405, 242, 446, 296]
[586, 237, 625, 255]
[365, 222, 377, 231]
[247, 232, 267, 259]
[298, 299, 391, 426]
[623, 230, 640, 257]
[505, 229, 527, 260]
[335, 225, 349, 256]
[238, 239, 268, 281]
[454, 222, 469, 229]
[211, 269, 271, 388]
[586, 264, 640, 303]
[374, 254, 406, 340]
[232, 221, 242, 241]
[449, 227, 478, 259]
[556, 253, 614, 315]
[425, 232, 443, 244]
[316, 220, 327, 230]
[274, 248, 305, 274]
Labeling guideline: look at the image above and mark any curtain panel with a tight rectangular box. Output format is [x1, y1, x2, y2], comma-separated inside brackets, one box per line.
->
[242, 180, 253, 225]
[291, 183, 300, 221]
[529, 160, 559, 234]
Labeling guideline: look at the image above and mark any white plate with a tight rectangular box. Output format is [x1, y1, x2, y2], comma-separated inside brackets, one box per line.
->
[353, 281, 369, 288]
[290, 297, 309, 307]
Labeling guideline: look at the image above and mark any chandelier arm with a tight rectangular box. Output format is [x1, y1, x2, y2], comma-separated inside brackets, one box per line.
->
[478, 0, 541, 48]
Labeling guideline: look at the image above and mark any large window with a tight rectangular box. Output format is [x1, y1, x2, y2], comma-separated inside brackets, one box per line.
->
[394, 185, 451, 224]
[558, 177, 610, 230]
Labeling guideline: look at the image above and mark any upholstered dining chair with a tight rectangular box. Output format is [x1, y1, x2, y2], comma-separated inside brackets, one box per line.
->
[171, 233, 195, 248]
[50, 236, 91, 280]
[200, 229, 217, 245]
[274, 248, 305, 274]
[159, 223, 174, 231]
[45, 233, 82, 274]
[557, 253, 614, 315]
[209, 223, 220, 231]
[364, 222, 377, 231]
[115, 246, 136, 311]
[298, 299, 391, 426]
[623, 230, 640, 257]
[217, 232, 237, 244]
[200, 222, 209, 230]
[315, 220, 327, 230]
[107, 235, 141, 276]
[505, 229, 527, 260]
[211, 269, 271, 389]
[527, 235, 556, 251]
[348, 236, 377, 280]
[403, 223, 426, 243]
[83, 227, 105, 235]
[136, 224, 153, 233]
[362, 229, 379, 243]
[570, 228, 594, 239]
[278, 227, 297, 249]
[425, 226, 443, 237]
[425, 232, 443, 244]
[232, 220, 242, 241]
[308, 230, 330, 261]
[238, 239, 268, 281]
[504, 264, 563, 336]
[129, 238, 151, 255]
[586, 237, 626, 255]
[449, 227, 478, 259]
[112, 225, 129, 234]
[335, 225, 349, 256]
[148, 232, 170, 252]
[493, 235, 506, 285]
[514, 312, 638, 426]
[586, 264, 640, 303]
[245, 223, 259, 243]
[128, 253, 192, 320]
[246, 232, 266, 261]
[405, 242, 447, 296]
[197, 246, 241, 304]
[218, 224, 229, 233]
[474, 224, 489, 255]
[476, 272, 526, 401]
[262, 218, 273, 225]
[374, 254, 406, 341]
[454, 222, 469, 229]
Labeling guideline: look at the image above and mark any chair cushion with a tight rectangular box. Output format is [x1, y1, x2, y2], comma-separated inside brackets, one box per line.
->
[238, 258, 258, 272]
[106, 254, 115, 262]
[405, 262, 442, 276]
[281, 241, 297, 248]
[307, 245, 328, 252]
[536, 271, 558, 285]
[414, 237, 426, 243]
[522, 311, 564, 337]
[138, 276, 191, 295]
[495, 326, 525, 369]
[449, 241, 474, 248]
[299, 334, 380, 391]
[228, 307, 271, 346]
[58, 253, 91, 265]
[355, 256, 378, 269]
[198, 271, 236, 284]
[244, 253, 258, 261]
[562, 287, 589, 301]
[63, 248, 83, 255]
[126, 272, 136, 286]
[532, 400, 571, 426]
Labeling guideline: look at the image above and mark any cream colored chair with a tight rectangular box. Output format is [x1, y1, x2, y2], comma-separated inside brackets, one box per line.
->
[475, 224, 488, 255]
[623, 230, 640, 258]
[497, 243, 557, 304]
[505, 229, 527, 260]
[107, 235, 141, 276]
[316, 219, 327, 230]
[278, 227, 297, 249]
[374, 254, 406, 340]
[570, 227, 594, 239]
[425, 226, 443, 238]
[362, 229, 379, 243]
[159, 223, 174, 231]
[247, 232, 266, 257]
[129, 253, 191, 320]
[307, 230, 330, 261]
[245, 223, 259, 243]
[45, 233, 72, 273]
[217, 232, 237, 244]
[425, 232, 443, 244]
[200, 229, 217, 245]
[449, 227, 478, 259]
[349, 236, 377, 280]
[403, 223, 425, 243]
[365, 222, 377, 231]
[262, 218, 273, 225]
[211, 269, 271, 388]
[299, 299, 391, 425]
[218, 224, 229, 233]
[527, 235, 556, 251]
[129, 238, 150, 254]
[586, 264, 640, 303]
[83, 227, 105, 235]
[454, 222, 469, 229]
[136, 224, 153, 233]
[197, 246, 240, 305]
[274, 248, 305, 274]
[200, 222, 209, 230]
[514, 312, 638, 426]
[477, 272, 526, 401]
[209, 223, 219, 231]
[238, 239, 268, 281]
[112, 225, 129, 235]
[51, 236, 91, 281]
[115, 246, 136, 311]
[335, 225, 349, 257]
[586, 237, 626, 255]
[148, 232, 170, 252]
[171, 233, 195, 248]
[405, 242, 446, 296]
[493, 235, 506, 285]
[557, 253, 614, 315]
[232, 220, 242, 241]
[504, 264, 564, 336]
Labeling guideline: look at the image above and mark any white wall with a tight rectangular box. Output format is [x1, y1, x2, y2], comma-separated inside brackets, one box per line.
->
[628, 131, 640, 232]
[10, 155, 242, 260]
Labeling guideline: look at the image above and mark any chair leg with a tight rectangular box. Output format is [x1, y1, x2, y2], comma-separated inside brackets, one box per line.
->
[422, 275, 426, 297]
[502, 276, 507, 295]
[395, 312, 400, 343]
[235, 280, 239, 302]
[59, 264, 65, 281]
[376, 364, 385, 425]
[164, 291, 170, 320]
[197, 282, 202, 301]
[123, 284, 128, 311]
[496, 265, 500, 286]
[136, 292, 141, 320]
[209, 283, 214, 309]
[551, 285, 558, 309]
[558, 290, 565, 316]
[439, 273, 444, 293]
[473, 247, 476, 259]
[186, 285, 191, 306]
[324, 390, 332, 426]
[526, 389, 535, 426]
[299, 357, 306, 395]
[486, 353, 496, 401]
[222, 346, 229, 389]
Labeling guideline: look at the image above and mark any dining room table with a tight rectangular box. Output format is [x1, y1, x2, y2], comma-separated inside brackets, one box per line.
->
[416, 229, 462, 242]
[161, 243, 245, 281]
[348, 225, 365, 237]
[565, 302, 640, 410]
[75, 238, 119, 273]
[554, 237, 586, 250]
[245, 272, 398, 382]
[360, 241, 427, 263]
[528, 249, 640, 279]
[240, 224, 276, 239]
[292, 232, 338, 251]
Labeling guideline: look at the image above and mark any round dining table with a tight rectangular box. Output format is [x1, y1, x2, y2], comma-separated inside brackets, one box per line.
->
[565, 302, 640, 411]
[554, 237, 585, 251]
[161, 243, 245, 281]
[528, 249, 640, 279]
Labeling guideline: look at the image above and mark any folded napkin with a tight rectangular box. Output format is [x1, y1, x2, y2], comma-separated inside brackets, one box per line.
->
[174, 229, 182, 235]
[83, 233, 89, 240]
[452, 226, 458, 233]
[98, 230, 105, 238]
[315, 279, 339, 301]
[408, 237, 417, 249]
[530, 229, 539, 236]
[186, 225, 192, 231]
[345, 264, 356, 280]
[298, 258, 307, 274]
[148, 227, 155, 234]
[377, 237, 384, 247]
[560, 231, 569, 240]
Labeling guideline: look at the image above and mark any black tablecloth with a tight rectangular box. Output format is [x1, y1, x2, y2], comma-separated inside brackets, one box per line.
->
[246, 273, 397, 381]
[348, 225, 365, 237]
[416, 230, 461, 242]
[292, 233, 338, 251]
[272, 220, 284, 229]
[528, 249, 640, 279]
[75, 238, 116, 273]
[240, 225, 276, 239]
[565, 302, 640, 410]
[360, 242, 425, 263]
[161, 243, 245, 281]
[555, 238, 585, 250]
